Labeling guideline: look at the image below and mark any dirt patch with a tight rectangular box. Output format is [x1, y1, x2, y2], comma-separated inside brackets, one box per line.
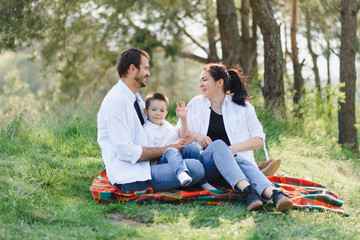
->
[107, 213, 152, 227]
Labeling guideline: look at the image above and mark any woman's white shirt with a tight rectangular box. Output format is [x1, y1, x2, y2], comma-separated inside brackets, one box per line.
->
[183, 95, 265, 164]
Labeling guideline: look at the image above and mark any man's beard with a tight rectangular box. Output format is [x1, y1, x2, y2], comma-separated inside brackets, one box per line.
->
[135, 73, 146, 88]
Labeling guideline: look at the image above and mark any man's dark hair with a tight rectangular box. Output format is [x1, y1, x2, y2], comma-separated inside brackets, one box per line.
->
[145, 92, 169, 109]
[117, 48, 150, 78]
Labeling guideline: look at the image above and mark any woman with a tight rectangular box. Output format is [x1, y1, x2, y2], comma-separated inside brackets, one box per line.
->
[184, 63, 292, 212]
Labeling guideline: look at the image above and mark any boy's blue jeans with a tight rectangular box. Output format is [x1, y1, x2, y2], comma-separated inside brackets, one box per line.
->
[121, 143, 205, 192]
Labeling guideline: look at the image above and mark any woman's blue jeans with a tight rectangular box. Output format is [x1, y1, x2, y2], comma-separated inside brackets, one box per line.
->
[201, 140, 273, 196]
[121, 143, 205, 192]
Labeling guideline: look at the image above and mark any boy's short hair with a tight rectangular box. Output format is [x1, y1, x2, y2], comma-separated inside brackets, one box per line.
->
[145, 93, 169, 109]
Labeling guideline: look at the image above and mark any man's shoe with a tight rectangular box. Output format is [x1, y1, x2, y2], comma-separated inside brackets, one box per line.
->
[242, 185, 263, 211]
[257, 158, 281, 176]
[271, 189, 293, 213]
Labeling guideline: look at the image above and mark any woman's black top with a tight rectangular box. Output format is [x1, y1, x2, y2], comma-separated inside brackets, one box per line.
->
[206, 108, 231, 146]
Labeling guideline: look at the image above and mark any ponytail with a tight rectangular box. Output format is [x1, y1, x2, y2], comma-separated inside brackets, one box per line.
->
[228, 69, 248, 106]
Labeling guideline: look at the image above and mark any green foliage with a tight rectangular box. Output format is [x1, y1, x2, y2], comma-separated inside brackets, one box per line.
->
[0, 0, 44, 50]
[286, 83, 346, 143]
[0, 0, 210, 101]
[130, 29, 160, 58]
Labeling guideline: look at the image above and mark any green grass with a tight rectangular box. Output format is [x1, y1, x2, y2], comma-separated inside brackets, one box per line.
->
[0, 105, 359, 240]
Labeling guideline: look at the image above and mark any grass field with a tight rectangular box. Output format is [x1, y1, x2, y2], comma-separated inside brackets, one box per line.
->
[0, 105, 359, 240]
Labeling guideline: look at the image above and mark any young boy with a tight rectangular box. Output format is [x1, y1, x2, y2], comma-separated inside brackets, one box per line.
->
[143, 93, 216, 190]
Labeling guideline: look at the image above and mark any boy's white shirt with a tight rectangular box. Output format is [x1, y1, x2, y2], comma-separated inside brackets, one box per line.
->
[143, 119, 181, 147]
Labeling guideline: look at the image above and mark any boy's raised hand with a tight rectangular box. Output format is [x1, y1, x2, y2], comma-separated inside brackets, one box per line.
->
[175, 101, 188, 119]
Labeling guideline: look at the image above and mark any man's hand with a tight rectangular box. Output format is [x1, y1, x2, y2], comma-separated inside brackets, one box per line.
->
[169, 139, 187, 152]
[175, 101, 188, 119]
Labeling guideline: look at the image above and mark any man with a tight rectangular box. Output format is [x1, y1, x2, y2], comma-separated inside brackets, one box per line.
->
[97, 48, 206, 192]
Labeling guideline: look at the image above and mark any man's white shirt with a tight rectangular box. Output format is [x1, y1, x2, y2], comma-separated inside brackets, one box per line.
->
[97, 80, 150, 185]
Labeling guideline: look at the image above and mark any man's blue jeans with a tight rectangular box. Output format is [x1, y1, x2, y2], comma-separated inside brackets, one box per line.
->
[121, 143, 205, 192]
[201, 140, 273, 196]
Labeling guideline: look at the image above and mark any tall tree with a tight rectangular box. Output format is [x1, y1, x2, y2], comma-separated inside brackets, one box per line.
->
[205, 0, 220, 63]
[291, 0, 304, 117]
[338, 0, 359, 152]
[216, 0, 242, 67]
[250, 0, 285, 110]
[305, 8, 321, 94]
[241, 0, 258, 77]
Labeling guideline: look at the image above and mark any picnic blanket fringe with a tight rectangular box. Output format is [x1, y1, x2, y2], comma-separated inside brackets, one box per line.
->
[90, 170, 349, 216]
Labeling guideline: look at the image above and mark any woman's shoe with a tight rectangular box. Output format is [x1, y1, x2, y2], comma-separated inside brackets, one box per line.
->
[271, 189, 293, 212]
[243, 185, 263, 211]
[257, 158, 281, 176]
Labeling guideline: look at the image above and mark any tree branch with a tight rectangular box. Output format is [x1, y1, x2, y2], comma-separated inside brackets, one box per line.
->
[76, 67, 110, 104]
[330, 48, 339, 57]
[174, 20, 209, 55]
[178, 52, 208, 63]
[126, 17, 141, 31]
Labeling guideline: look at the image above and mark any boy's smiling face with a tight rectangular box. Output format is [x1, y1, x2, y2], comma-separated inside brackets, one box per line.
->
[144, 99, 168, 126]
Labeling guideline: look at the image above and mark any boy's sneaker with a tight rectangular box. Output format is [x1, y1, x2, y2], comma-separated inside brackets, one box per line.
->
[178, 172, 192, 187]
[242, 185, 263, 211]
[271, 189, 293, 213]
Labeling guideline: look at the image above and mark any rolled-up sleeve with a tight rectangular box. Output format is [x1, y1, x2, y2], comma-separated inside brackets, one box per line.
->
[245, 103, 265, 140]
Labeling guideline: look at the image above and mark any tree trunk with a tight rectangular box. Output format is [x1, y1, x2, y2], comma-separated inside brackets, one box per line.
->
[291, 0, 304, 117]
[250, 0, 285, 110]
[283, 22, 291, 85]
[250, 13, 258, 79]
[241, 0, 258, 78]
[217, 0, 243, 67]
[338, 0, 359, 152]
[325, 37, 331, 87]
[325, 36, 331, 108]
[305, 9, 321, 94]
[206, 0, 220, 63]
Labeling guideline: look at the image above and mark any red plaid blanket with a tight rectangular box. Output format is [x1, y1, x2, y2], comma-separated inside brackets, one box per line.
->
[90, 170, 348, 216]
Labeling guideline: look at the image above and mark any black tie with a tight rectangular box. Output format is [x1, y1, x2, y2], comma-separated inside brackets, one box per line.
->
[134, 100, 145, 125]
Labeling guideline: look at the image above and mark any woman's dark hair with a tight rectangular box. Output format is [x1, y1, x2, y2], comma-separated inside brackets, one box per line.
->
[117, 48, 150, 78]
[202, 63, 248, 106]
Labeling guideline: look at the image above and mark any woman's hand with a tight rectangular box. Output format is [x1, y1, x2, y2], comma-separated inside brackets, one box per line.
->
[182, 132, 212, 149]
[229, 145, 238, 156]
[229, 137, 264, 155]
[175, 101, 188, 119]
[196, 134, 212, 149]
